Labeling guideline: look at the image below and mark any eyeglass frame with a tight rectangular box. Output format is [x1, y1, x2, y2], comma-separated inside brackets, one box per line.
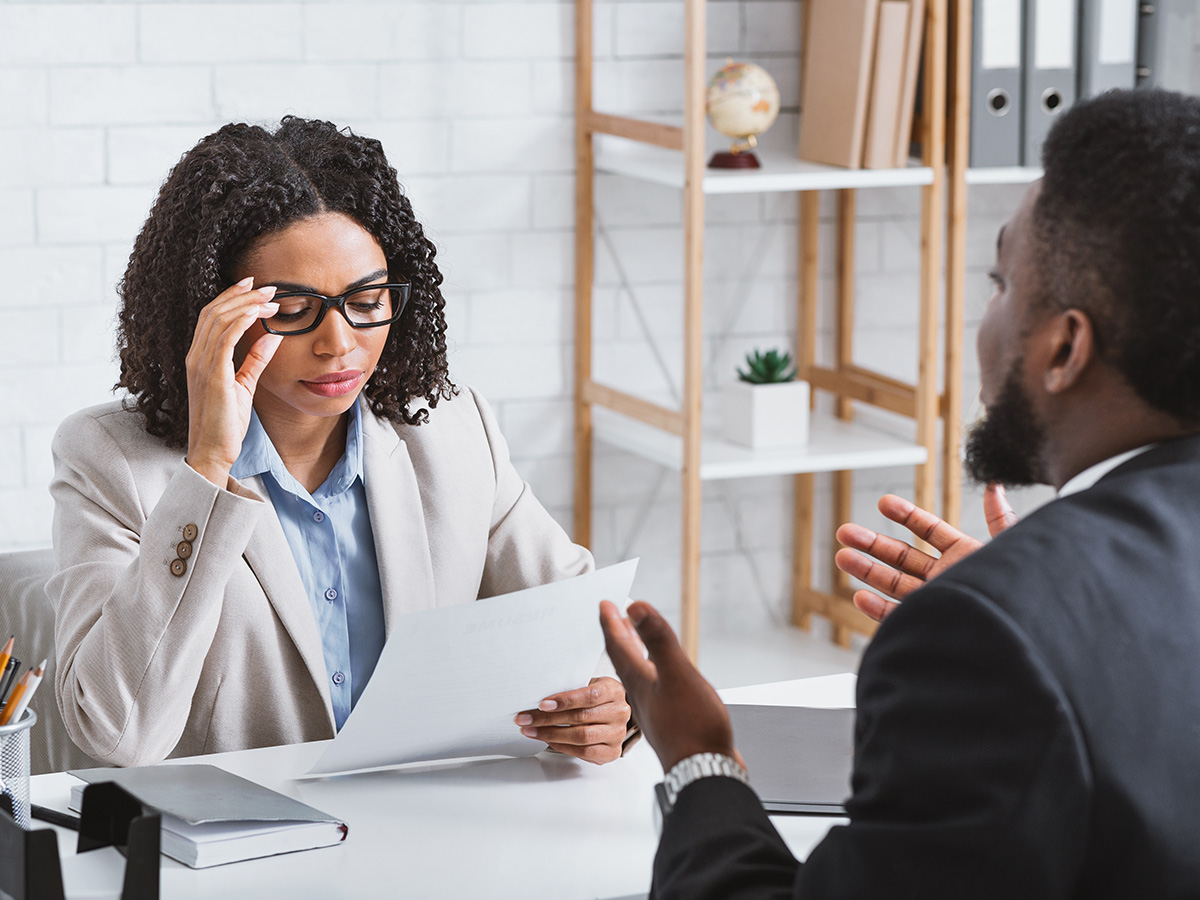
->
[260, 281, 412, 336]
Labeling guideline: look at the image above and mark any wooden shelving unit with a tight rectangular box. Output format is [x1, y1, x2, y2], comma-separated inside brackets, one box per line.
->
[574, 0, 960, 660]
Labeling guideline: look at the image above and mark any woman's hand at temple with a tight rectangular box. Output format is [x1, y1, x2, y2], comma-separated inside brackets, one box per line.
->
[185, 277, 282, 487]
[835, 483, 1019, 623]
[514, 676, 631, 765]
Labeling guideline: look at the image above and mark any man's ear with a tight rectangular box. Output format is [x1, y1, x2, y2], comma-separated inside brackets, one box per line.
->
[1042, 309, 1095, 394]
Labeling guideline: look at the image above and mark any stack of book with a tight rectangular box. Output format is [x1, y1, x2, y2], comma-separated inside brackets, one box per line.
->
[798, 0, 926, 170]
[799, 0, 1191, 172]
[69, 765, 348, 869]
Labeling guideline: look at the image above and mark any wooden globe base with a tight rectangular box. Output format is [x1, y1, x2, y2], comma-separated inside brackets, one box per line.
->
[708, 150, 761, 169]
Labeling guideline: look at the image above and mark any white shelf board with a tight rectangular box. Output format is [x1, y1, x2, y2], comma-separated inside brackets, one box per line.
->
[595, 140, 935, 194]
[965, 166, 1043, 185]
[593, 406, 928, 481]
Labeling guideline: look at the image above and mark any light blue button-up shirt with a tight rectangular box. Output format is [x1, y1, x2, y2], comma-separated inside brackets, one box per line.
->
[231, 404, 386, 730]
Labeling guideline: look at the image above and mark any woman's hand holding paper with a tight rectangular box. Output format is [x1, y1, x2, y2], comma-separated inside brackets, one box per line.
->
[514, 676, 630, 765]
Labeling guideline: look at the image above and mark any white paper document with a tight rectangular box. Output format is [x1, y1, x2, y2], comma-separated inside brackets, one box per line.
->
[307, 560, 638, 776]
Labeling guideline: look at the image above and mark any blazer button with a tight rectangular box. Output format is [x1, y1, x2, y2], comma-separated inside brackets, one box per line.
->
[182, 523, 198, 542]
[170, 558, 187, 577]
[176, 540, 193, 559]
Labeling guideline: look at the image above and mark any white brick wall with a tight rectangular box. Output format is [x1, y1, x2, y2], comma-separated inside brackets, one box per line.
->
[2, 0, 1196, 640]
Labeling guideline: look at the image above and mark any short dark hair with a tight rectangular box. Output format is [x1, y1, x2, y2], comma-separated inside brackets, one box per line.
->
[1033, 88, 1200, 425]
[116, 116, 455, 447]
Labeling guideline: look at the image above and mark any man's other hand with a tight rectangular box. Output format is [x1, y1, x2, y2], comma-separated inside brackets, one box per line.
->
[598, 600, 742, 773]
[835, 483, 1018, 623]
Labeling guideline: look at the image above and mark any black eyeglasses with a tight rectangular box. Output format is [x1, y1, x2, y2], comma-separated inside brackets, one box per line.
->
[261, 282, 411, 335]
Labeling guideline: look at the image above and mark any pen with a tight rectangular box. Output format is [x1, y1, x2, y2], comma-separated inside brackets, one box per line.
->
[0, 671, 30, 726]
[1, 660, 44, 728]
[0, 657, 17, 707]
[31, 804, 81, 831]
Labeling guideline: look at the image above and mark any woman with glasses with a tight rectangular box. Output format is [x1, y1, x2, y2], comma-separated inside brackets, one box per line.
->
[47, 117, 632, 768]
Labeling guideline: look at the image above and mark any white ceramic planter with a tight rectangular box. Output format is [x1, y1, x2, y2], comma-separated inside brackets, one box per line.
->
[720, 379, 810, 448]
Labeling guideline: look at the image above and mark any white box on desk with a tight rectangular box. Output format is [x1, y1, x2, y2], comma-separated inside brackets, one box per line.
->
[720, 380, 810, 448]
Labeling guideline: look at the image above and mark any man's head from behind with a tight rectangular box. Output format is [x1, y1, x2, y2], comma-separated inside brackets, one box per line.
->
[966, 89, 1200, 489]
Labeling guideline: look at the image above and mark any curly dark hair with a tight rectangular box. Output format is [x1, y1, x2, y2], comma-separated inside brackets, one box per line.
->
[115, 115, 456, 446]
[1033, 88, 1200, 425]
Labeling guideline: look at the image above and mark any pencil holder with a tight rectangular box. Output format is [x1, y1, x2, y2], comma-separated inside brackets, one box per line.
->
[0, 708, 36, 829]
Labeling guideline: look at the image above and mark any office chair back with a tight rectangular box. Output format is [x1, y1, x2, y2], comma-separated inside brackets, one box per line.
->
[0, 549, 100, 775]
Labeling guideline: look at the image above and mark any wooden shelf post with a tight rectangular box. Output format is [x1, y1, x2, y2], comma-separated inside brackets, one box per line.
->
[572, 0, 595, 549]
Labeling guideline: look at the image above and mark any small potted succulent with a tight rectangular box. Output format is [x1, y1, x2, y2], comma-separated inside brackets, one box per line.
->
[721, 348, 810, 448]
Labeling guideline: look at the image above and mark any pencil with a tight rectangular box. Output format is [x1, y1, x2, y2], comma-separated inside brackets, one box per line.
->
[0, 671, 30, 726]
[4, 660, 44, 726]
[2, 660, 44, 729]
[0, 636, 12, 679]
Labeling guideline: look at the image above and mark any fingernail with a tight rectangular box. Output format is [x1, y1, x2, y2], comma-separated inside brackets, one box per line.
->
[520, 727, 538, 738]
[538, 700, 557, 712]
[514, 713, 532, 726]
[258, 285, 277, 299]
[238, 276, 253, 287]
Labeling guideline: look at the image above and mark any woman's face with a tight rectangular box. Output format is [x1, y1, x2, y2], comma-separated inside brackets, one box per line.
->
[233, 212, 392, 427]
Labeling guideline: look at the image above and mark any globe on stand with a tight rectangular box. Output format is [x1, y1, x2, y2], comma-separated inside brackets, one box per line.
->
[705, 60, 781, 169]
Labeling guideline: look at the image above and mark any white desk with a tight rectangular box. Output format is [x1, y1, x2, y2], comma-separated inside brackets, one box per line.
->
[31, 673, 855, 900]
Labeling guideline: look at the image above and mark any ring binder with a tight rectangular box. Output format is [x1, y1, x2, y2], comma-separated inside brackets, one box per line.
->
[970, 0, 1024, 167]
[1078, 0, 1138, 99]
[1022, 0, 1078, 165]
[1136, 0, 1197, 90]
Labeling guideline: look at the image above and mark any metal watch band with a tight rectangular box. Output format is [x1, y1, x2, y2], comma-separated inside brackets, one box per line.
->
[660, 752, 749, 812]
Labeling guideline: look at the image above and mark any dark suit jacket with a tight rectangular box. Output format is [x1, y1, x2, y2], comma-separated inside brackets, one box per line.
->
[655, 436, 1200, 898]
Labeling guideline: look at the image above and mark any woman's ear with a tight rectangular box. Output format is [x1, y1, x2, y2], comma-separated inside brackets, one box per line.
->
[1042, 309, 1095, 394]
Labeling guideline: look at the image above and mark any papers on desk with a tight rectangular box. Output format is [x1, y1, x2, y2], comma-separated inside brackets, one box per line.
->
[307, 560, 638, 776]
[68, 764, 347, 868]
[727, 704, 855, 814]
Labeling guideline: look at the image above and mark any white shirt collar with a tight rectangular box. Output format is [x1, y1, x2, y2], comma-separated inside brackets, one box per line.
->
[1057, 444, 1157, 498]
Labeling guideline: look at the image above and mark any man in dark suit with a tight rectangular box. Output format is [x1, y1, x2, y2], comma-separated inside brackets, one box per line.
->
[600, 88, 1200, 898]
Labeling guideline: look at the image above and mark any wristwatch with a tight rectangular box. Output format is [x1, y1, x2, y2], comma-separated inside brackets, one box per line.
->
[658, 752, 749, 814]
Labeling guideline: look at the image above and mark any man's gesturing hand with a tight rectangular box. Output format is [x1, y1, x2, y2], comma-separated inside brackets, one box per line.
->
[835, 484, 1018, 623]
[598, 600, 741, 773]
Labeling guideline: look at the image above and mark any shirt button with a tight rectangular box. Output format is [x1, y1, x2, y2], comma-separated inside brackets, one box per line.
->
[313, 511, 325, 523]
[182, 523, 198, 542]
[170, 558, 187, 577]
[324, 588, 338, 601]
[332, 671, 345, 685]
[176, 540, 192, 559]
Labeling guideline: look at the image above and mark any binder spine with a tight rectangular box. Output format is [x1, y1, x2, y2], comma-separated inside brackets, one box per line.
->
[1023, 0, 1078, 166]
[970, 0, 1024, 168]
[1078, 0, 1138, 99]
[1136, 0, 1197, 90]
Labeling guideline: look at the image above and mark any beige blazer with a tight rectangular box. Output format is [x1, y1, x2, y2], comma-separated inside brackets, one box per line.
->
[48, 388, 593, 767]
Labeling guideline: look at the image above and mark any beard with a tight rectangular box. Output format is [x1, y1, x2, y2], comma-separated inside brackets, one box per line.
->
[963, 360, 1050, 488]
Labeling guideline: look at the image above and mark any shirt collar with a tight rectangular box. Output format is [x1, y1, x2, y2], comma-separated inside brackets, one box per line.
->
[1057, 444, 1157, 498]
[230, 401, 364, 498]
